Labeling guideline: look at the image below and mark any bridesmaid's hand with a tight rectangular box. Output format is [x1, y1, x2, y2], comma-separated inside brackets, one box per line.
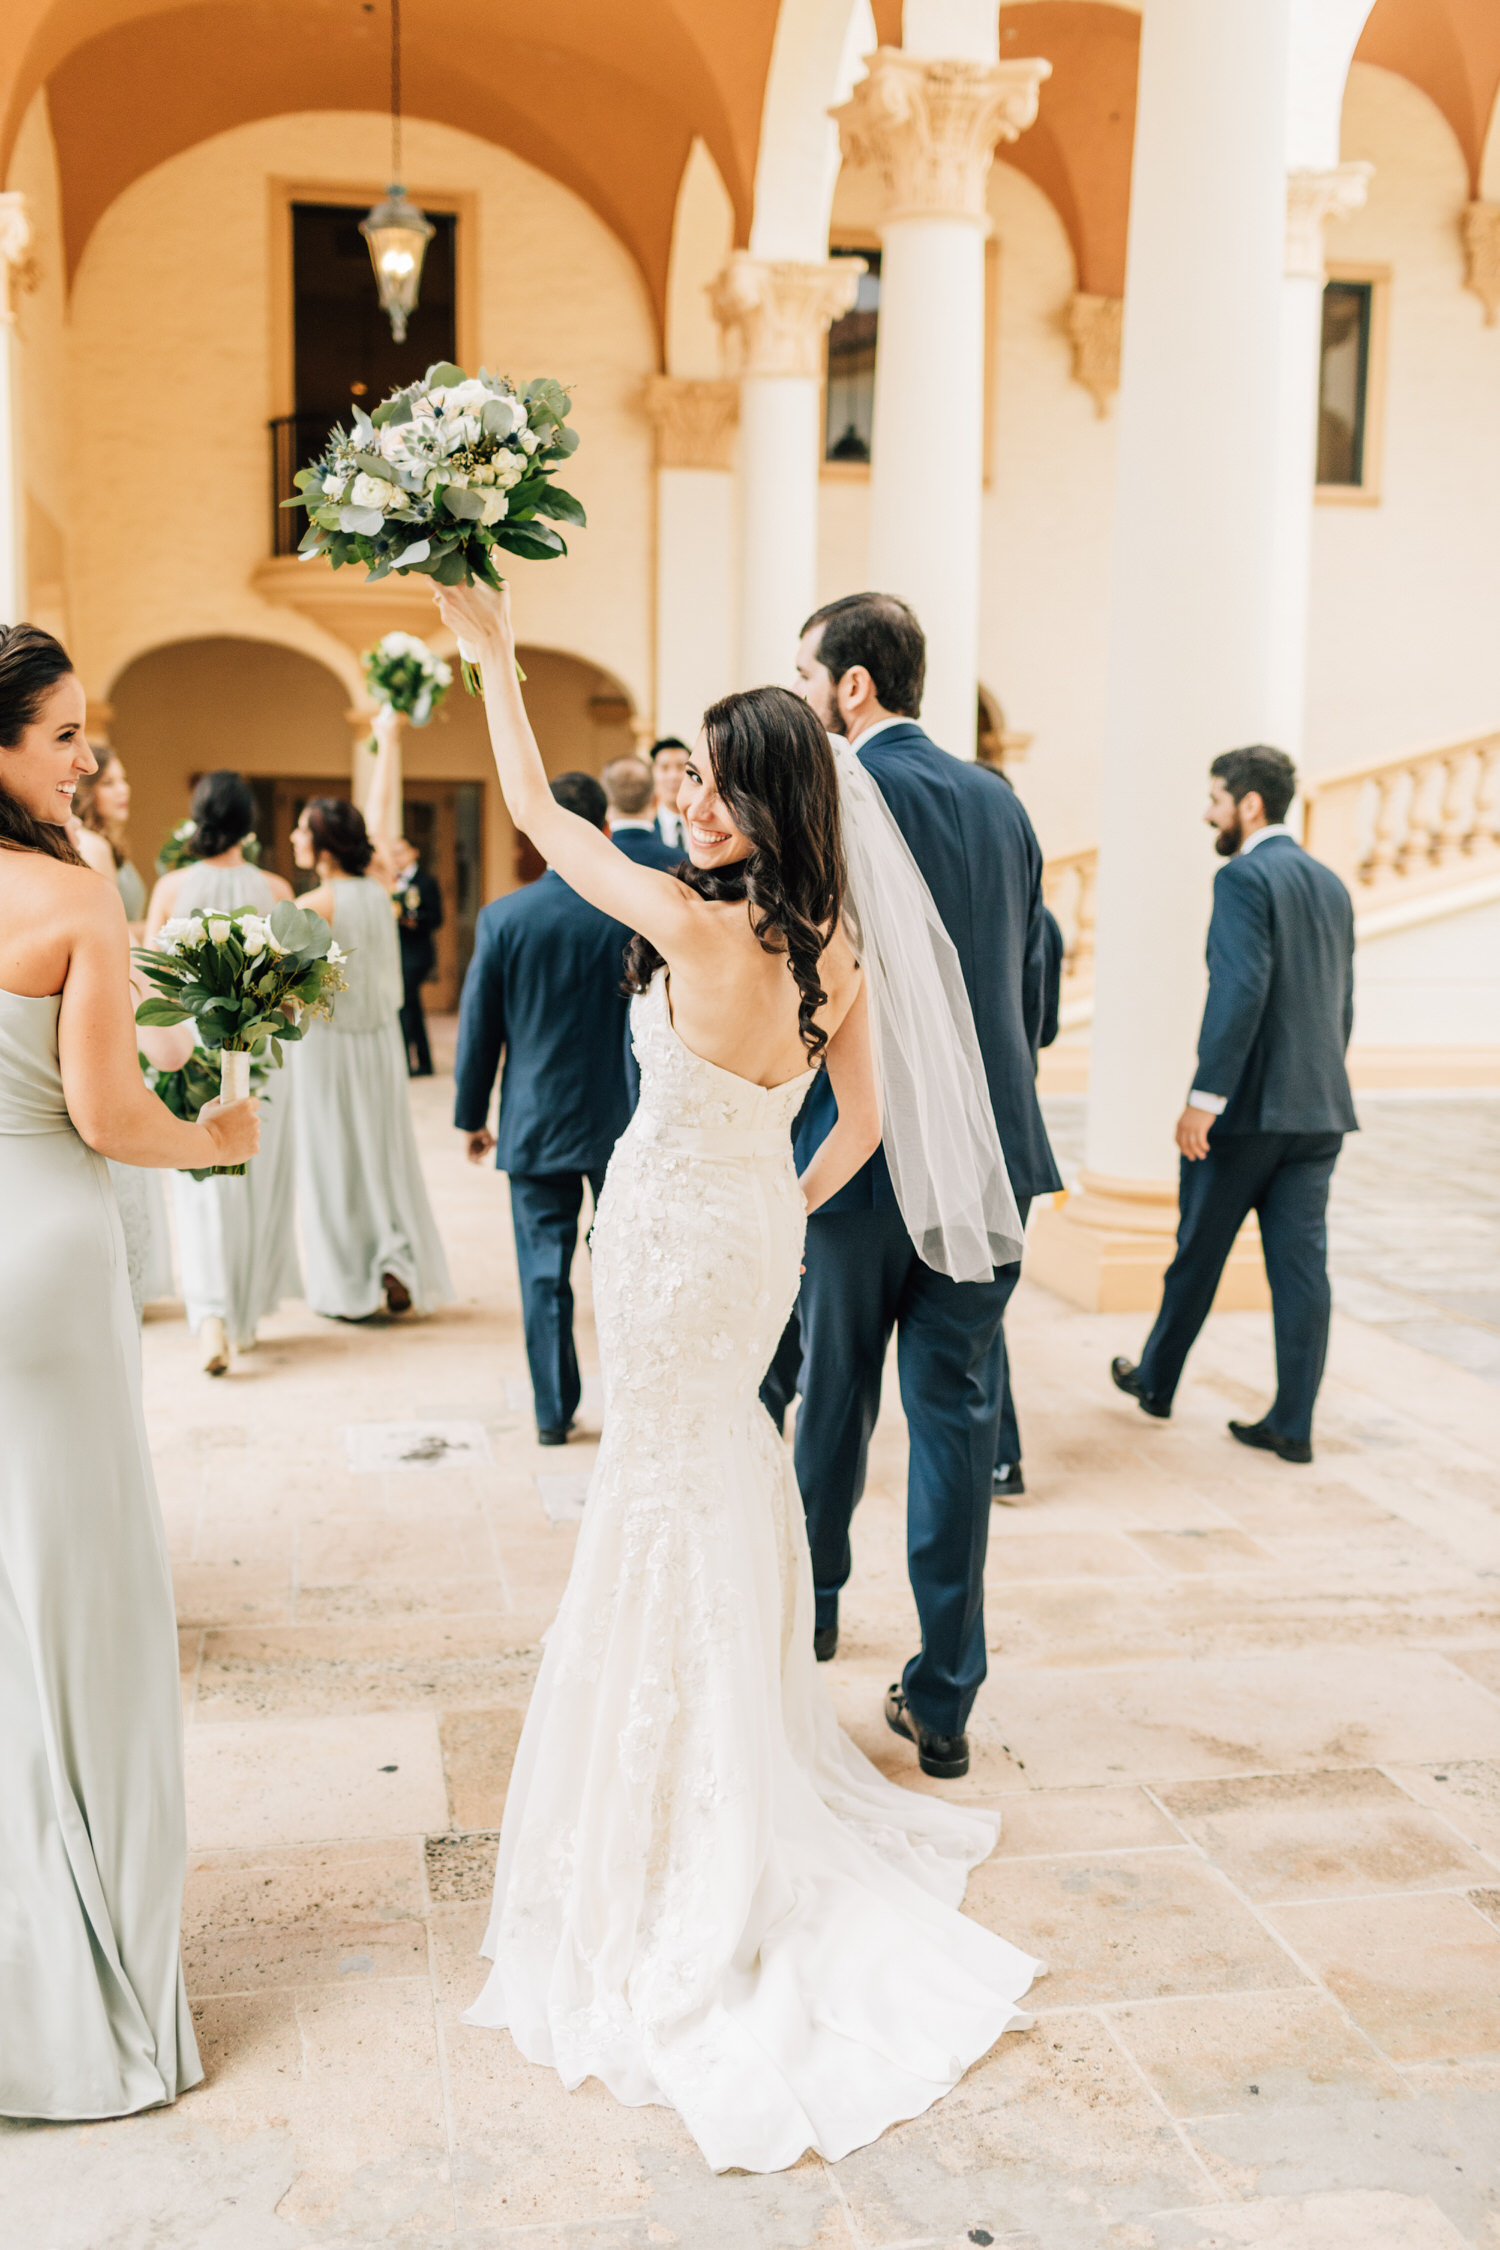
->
[200, 1095, 261, 1167]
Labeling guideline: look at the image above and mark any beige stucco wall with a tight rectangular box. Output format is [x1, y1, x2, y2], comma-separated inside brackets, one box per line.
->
[54, 105, 658, 731]
[8, 95, 73, 651]
[1305, 63, 1500, 774]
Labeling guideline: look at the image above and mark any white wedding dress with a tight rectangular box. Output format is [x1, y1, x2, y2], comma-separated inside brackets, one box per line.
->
[466, 973, 1042, 2172]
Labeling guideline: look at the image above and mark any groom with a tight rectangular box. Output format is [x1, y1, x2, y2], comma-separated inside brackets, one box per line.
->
[790, 593, 1060, 1779]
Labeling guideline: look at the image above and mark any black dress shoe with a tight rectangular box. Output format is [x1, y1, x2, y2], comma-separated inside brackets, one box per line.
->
[813, 1622, 839, 1663]
[537, 1423, 573, 1448]
[992, 1462, 1026, 1502]
[1111, 1356, 1171, 1419]
[885, 1685, 969, 1780]
[1229, 1418, 1312, 1464]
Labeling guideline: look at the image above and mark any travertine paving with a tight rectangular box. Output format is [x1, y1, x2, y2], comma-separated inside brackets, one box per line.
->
[3, 1059, 1499, 2249]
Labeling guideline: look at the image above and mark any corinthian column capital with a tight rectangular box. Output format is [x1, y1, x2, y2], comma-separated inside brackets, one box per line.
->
[833, 49, 1050, 226]
[709, 254, 862, 380]
[0, 193, 32, 324]
[1284, 162, 1373, 281]
[643, 376, 739, 469]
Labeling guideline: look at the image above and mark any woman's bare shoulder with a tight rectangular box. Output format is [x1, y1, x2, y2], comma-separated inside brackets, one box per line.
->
[263, 871, 295, 902]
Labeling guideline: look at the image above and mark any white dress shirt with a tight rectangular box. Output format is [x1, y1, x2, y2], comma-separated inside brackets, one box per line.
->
[657, 809, 687, 850]
[611, 816, 658, 835]
[1187, 823, 1293, 1112]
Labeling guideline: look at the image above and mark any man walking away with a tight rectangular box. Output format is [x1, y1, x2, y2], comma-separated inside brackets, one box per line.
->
[391, 835, 444, 1077]
[791, 592, 1061, 1781]
[649, 737, 690, 854]
[454, 774, 635, 1446]
[1112, 746, 1356, 1464]
[603, 756, 683, 870]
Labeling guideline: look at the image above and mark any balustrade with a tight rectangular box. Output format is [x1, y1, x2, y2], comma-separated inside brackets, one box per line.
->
[1302, 730, 1500, 909]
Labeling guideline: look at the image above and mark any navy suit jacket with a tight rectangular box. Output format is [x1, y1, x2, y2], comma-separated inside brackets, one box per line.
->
[454, 869, 634, 1175]
[1195, 834, 1357, 1135]
[794, 721, 1062, 1209]
[610, 823, 685, 874]
[1039, 905, 1064, 1054]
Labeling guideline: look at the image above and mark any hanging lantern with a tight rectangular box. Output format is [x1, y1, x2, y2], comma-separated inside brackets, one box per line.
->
[361, 0, 432, 344]
[360, 189, 433, 343]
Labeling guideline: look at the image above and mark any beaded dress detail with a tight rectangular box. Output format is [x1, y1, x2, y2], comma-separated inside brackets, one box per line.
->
[465, 972, 1041, 2172]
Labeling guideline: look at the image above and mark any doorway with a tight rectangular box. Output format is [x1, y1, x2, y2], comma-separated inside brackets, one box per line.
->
[401, 780, 482, 1010]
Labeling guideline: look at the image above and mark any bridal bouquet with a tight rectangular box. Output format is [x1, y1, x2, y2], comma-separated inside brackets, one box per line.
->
[362, 632, 452, 726]
[284, 363, 584, 596]
[134, 901, 349, 1175]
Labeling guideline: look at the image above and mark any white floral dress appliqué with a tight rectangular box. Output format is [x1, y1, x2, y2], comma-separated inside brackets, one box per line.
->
[464, 972, 1042, 2173]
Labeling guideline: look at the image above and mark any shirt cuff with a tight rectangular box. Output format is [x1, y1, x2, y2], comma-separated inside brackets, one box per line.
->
[1187, 1089, 1227, 1115]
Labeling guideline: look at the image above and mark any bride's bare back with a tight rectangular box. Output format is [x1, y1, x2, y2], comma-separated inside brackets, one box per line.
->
[434, 578, 881, 1209]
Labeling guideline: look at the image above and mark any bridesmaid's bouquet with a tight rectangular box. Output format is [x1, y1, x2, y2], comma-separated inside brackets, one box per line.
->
[362, 632, 451, 726]
[134, 902, 349, 1176]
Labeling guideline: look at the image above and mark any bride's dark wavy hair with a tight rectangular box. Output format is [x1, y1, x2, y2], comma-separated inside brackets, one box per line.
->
[0, 623, 84, 865]
[622, 686, 845, 1066]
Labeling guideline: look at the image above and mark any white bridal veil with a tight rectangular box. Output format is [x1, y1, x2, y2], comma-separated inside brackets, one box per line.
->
[832, 739, 1025, 1284]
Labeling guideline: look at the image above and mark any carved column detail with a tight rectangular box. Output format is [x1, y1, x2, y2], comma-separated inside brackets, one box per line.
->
[643, 376, 739, 470]
[1066, 293, 1123, 415]
[833, 50, 1051, 225]
[709, 254, 862, 379]
[0, 193, 32, 324]
[1462, 202, 1500, 324]
[1284, 162, 1372, 280]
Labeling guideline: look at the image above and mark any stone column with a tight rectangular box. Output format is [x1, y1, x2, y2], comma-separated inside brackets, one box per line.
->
[643, 375, 738, 740]
[834, 45, 1049, 758]
[0, 193, 31, 627]
[710, 254, 861, 688]
[1028, 0, 1295, 1312]
[1268, 163, 1371, 756]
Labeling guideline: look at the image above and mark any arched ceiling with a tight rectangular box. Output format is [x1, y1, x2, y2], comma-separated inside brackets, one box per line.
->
[1355, 0, 1500, 189]
[995, 2, 1137, 297]
[1, 0, 782, 326]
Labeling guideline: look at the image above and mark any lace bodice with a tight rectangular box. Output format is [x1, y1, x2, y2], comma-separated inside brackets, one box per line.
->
[629, 970, 815, 1145]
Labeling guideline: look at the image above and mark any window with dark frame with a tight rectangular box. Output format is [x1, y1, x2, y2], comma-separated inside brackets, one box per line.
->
[824, 248, 881, 465]
[1317, 278, 1373, 488]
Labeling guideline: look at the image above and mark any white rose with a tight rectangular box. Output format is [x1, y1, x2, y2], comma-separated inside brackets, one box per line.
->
[350, 472, 399, 513]
[204, 915, 233, 944]
[263, 929, 288, 957]
[492, 450, 526, 490]
[239, 915, 269, 957]
[155, 914, 203, 955]
[327, 940, 346, 964]
[376, 424, 410, 464]
[478, 490, 509, 526]
[516, 427, 540, 455]
[437, 378, 492, 417]
[323, 469, 348, 497]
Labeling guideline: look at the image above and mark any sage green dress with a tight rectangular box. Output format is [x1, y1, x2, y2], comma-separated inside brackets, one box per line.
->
[293, 875, 453, 1317]
[168, 862, 301, 1344]
[0, 989, 200, 2118]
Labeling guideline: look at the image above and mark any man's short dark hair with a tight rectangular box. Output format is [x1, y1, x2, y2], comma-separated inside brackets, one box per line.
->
[649, 736, 688, 760]
[801, 592, 925, 719]
[550, 771, 608, 830]
[1210, 745, 1297, 826]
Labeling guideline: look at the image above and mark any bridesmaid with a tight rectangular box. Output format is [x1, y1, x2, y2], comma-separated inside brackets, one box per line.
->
[72, 749, 149, 934]
[0, 622, 259, 2119]
[290, 795, 453, 1319]
[145, 772, 301, 1375]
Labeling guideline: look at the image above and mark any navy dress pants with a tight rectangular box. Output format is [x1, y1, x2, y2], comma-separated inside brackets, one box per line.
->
[794, 1198, 1030, 1739]
[508, 1170, 606, 1435]
[1137, 1131, 1343, 1444]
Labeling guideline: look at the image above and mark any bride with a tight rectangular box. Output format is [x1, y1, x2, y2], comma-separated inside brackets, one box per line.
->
[434, 579, 1043, 2174]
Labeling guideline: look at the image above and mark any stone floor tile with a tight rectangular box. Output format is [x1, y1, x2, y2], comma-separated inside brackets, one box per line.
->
[829, 2011, 1212, 2246]
[1209, 1478, 1400, 1541]
[183, 1836, 427, 1939]
[982, 1531, 1167, 1580]
[1445, 1647, 1500, 1699]
[172, 1559, 293, 1628]
[295, 1507, 497, 1587]
[186, 1914, 429, 1998]
[195, 1621, 537, 1719]
[441, 1704, 526, 1830]
[1155, 1768, 1497, 1901]
[1147, 2188, 1475, 2248]
[825, 1663, 1031, 1800]
[1126, 1529, 1281, 1576]
[185, 1710, 448, 1849]
[1265, 1892, 1500, 2061]
[977, 1651, 1500, 1789]
[965, 1850, 1305, 2007]
[1106, 1989, 1409, 2116]
[1384, 1761, 1500, 1862]
[988, 1786, 1182, 1859]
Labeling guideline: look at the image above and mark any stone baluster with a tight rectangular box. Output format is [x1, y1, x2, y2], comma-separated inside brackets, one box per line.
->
[1363, 766, 1410, 883]
[1399, 756, 1442, 871]
[1475, 737, 1500, 850]
[1434, 748, 1473, 865]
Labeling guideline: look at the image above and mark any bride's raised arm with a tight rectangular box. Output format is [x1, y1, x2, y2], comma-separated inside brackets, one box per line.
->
[433, 581, 693, 955]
